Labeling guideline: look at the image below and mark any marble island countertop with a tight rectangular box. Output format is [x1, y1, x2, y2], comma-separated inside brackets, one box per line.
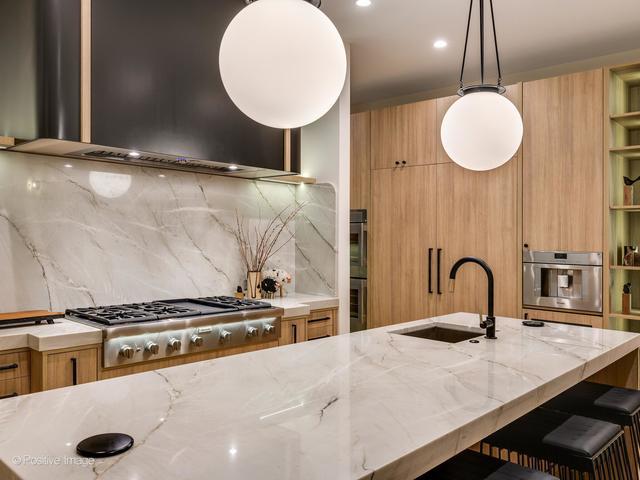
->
[0, 319, 101, 352]
[0, 312, 639, 480]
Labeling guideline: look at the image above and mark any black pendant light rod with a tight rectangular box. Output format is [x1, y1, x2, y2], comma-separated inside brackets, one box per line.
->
[489, 0, 503, 85]
[479, 0, 484, 85]
[457, 0, 505, 95]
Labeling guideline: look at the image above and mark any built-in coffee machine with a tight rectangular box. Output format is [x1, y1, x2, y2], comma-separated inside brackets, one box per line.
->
[523, 250, 603, 314]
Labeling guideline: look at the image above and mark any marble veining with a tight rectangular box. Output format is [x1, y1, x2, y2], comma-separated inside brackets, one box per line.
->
[0, 152, 336, 312]
[0, 313, 638, 480]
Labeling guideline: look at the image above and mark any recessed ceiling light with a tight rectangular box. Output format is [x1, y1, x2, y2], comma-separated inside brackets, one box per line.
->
[227, 164, 239, 171]
[158, 174, 166, 178]
[128, 151, 141, 158]
[64, 164, 73, 168]
[356, 0, 371, 7]
[433, 39, 448, 49]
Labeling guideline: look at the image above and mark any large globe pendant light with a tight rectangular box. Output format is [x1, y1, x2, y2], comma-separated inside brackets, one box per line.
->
[440, 0, 523, 171]
[219, 0, 347, 129]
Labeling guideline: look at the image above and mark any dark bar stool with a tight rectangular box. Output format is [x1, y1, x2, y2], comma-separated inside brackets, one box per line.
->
[542, 381, 640, 468]
[418, 450, 559, 479]
[479, 408, 633, 480]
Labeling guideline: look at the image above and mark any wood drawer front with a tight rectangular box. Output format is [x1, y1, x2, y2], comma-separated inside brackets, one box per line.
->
[0, 376, 30, 399]
[307, 319, 332, 340]
[523, 309, 603, 328]
[307, 309, 335, 340]
[0, 351, 30, 381]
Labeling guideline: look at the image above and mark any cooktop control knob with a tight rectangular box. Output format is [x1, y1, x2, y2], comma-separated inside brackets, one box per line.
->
[145, 341, 160, 355]
[263, 324, 275, 335]
[219, 330, 232, 343]
[190, 335, 204, 347]
[246, 326, 258, 338]
[168, 337, 182, 353]
[119, 345, 135, 359]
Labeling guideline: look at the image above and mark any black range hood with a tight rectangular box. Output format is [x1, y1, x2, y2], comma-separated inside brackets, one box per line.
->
[0, 0, 301, 179]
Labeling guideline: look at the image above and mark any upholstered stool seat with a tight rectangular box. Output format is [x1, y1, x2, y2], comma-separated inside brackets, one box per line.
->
[418, 450, 558, 480]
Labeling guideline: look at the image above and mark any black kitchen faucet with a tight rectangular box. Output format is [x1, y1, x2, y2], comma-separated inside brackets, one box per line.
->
[448, 257, 497, 339]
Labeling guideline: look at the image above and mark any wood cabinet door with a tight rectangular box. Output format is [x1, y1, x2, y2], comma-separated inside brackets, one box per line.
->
[435, 161, 520, 318]
[279, 318, 307, 346]
[351, 112, 371, 210]
[523, 69, 604, 251]
[436, 84, 522, 319]
[369, 165, 437, 327]
[45, 348, 98, 390]
[371, 100, 437, 169]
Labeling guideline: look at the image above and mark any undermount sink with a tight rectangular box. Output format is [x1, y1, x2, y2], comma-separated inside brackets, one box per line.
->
[392, 323, 484, 344]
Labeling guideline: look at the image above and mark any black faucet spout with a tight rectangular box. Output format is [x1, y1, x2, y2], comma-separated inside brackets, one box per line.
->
[448, 256, 497, 339]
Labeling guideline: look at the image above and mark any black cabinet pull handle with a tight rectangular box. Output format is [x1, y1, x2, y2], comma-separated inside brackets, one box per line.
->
[428, 248, 433, 294]
[0, 363, 18, 371]
[0, 392, 18, 400]
[292, 324, 298, 344]
[308, 317, 331, 324]
[71, 357, 78, 385]
[437, 248, 442, 295]
[395, 161, 400, 166]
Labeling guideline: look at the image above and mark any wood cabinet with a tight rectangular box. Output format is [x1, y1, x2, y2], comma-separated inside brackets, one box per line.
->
[0, 349, 30, 399]
[279, 309, 338, 345]
[435, 84, 522, 318]
[371, 100, 437, 169]
[351, 111, 371, 210]
[31, 345, 99, 392]
[369, 85, 521, 327]
[279, 317, 308, 346]
[370, 165, 438, 328]
[523, 69, 604, 251]
[523, 309, 603, 328]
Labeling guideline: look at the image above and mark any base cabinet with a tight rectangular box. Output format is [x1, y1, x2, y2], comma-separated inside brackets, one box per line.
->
[523, 309, 603, 328]
[0, 349, 31, 399]
[31, 345, 99, 392]
[279, 308, 338, 345]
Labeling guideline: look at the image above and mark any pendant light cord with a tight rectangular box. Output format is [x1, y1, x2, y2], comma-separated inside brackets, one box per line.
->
[458, 0, 503, 89]
[489, 0, 502, 85]
[459, 0, 474, 88]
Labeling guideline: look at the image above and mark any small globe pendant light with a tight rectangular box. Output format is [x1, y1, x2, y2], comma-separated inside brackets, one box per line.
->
[440, 0, 523, 171]
[219, 0, 347, 129]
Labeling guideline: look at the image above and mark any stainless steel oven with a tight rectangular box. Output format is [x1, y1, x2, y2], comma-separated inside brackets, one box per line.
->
[523, 250, 603, 314]
[350, 210, 367, 332]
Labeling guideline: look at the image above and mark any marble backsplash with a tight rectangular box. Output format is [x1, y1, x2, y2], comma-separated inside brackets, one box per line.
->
[0, 151, 336, 312]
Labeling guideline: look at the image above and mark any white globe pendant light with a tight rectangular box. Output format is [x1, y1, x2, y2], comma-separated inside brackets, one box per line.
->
[441, 91, 523, 171]
[440, 0, 523, 171]
[219, 0, 347, 129]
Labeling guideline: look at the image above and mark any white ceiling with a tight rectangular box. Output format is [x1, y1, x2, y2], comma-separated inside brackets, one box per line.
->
[320, 0, 640, 105]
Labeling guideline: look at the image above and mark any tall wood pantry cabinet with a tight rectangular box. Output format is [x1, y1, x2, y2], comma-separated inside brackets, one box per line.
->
[522, 69, 604, 252]
[368, 85, 522, 328]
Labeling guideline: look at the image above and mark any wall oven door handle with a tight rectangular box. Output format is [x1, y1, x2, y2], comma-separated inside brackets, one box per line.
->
[437, 248, 443, 295]
[428, 248, 433, 294]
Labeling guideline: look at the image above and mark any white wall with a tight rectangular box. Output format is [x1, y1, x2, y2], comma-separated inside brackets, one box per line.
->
[300, 45, 351, 334]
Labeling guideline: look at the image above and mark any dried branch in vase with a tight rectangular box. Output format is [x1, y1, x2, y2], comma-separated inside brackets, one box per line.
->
[232, 203, 305, 273]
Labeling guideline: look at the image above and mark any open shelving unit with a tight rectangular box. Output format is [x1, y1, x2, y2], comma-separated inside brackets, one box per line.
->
[606, 62, 640, 332]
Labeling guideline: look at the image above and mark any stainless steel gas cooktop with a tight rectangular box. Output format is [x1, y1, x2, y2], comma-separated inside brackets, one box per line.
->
[65, 297, 282, 368]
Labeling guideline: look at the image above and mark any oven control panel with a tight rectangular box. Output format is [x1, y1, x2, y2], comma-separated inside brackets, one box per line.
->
[103, 317, 281, 368]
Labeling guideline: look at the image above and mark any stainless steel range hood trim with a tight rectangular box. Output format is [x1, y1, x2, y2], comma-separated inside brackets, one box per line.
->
[8, 138, 304, 180]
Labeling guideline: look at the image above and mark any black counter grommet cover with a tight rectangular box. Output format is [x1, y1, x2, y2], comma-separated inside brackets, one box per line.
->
[76, 433, 134, 458]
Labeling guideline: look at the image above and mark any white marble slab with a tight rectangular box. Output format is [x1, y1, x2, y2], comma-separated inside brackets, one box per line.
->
[0, 319, 101, 352]
[268, 293, 339, 317]
[0, 313, 638, 480]
[0, 151, 336, 313]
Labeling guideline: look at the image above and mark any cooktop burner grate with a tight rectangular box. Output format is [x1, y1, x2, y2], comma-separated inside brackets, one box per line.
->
[197, 296, 272, 310]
